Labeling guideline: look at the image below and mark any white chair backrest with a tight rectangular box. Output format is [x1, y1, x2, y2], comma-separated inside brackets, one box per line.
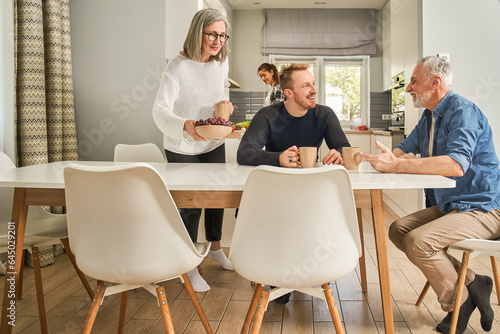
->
[114, 143, 165, 162]
[0, 151, 64, 237]
[229, 165, 361, 289]
[63, 163, 201, 284]
[0, 151, 15, 170]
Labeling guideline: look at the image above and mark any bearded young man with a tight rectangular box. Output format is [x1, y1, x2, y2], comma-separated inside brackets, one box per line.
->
[237, 63, 350, 168]
[360, 56, 500, 334]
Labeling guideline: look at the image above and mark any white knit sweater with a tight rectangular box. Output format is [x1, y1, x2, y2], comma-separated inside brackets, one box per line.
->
[152, 54, 230, 155]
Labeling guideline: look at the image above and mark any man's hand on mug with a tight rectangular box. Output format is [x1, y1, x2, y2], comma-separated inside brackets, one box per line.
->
[322, 148, 343, 165]
[279, 146, 300, 168]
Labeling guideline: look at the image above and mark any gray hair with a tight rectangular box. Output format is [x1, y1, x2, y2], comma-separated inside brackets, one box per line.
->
[183, 8, 230, 62]
[417, 56, 453, 87]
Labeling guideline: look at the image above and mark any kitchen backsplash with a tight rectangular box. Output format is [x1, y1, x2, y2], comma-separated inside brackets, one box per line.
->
[229, 90, 391, 129]
[370, 91, 391, 129]
[229, 91, 265, 123]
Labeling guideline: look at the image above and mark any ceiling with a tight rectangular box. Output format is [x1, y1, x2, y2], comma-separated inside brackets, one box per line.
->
[227, 0, 389, 10]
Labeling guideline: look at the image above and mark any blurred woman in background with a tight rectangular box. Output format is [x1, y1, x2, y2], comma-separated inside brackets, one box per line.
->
[257, 63, 286, 106]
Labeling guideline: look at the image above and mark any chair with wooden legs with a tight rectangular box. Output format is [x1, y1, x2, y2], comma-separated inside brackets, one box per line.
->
[249, 208, 367, 292]
[64, 163, 213, 333]
[229, 165, 361, 334]
[0, 151, 93, 334]
[113, 143, 203, 278]
[415, 239, 500, 334]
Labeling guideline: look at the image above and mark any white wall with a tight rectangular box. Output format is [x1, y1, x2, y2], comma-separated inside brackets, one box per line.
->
[70, 0, 236, 161]
[231, 10, 384, 93]
[421, 0, 500, 155]
[231, 10, 268, 91]
[70, 0, 166, 161]
[166, 0, 200, 62]
[0, 0, 15, 160]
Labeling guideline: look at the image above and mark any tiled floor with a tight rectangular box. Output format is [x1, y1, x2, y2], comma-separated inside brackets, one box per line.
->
[2, 205, 499, 333]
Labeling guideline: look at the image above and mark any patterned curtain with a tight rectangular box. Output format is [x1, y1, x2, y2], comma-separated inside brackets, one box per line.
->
[14, 0, 78, 267]
[15, 0, 78, 167]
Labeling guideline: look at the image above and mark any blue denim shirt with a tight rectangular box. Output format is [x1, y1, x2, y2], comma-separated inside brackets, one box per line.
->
[396, 91, 500, 213]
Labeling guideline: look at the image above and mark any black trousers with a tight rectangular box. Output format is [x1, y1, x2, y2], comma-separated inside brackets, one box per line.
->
[165, 144, 225, 242]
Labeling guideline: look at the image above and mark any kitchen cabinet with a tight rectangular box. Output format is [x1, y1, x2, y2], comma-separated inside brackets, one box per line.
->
[225, 137, 240, 163]
[371, 133, 393, 153]
[346, 133, 371, 154]
[370, 131, 404, 153]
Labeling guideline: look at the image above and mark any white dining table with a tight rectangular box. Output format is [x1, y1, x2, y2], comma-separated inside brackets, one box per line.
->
[0, 161, 455, 334]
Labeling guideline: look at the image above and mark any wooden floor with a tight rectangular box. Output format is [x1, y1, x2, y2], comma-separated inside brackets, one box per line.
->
[2, 204, 500, 333]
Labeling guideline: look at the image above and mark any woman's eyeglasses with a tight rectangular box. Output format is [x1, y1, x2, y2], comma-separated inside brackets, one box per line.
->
[203, 32, 229, 43]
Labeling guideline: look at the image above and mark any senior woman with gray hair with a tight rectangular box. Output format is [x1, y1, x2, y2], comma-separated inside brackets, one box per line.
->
[152, 8, 234, 292]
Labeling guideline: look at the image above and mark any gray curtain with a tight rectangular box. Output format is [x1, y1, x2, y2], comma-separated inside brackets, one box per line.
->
[14, 0, 77, 267]
[262, 9, 377, 56]
[15, 0, 78, 168]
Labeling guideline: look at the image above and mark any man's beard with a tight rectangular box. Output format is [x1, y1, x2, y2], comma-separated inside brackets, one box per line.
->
[294, 95, 316, 110]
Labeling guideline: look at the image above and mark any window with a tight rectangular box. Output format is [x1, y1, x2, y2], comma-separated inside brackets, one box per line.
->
[271, 56, 370, 127]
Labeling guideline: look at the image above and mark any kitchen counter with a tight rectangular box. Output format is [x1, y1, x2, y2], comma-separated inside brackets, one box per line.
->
[343, 130, 404, 136]
[226, 129, 246, 139]
[228, 129, 404, 140]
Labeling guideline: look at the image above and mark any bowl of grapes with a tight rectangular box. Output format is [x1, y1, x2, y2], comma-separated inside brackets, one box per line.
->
[194, 117, 233, 140]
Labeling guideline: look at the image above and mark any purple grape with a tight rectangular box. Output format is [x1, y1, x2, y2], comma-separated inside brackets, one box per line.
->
[195, 116, 231, 127]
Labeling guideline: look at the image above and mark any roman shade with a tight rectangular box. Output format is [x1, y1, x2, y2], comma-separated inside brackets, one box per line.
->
[262, 9, 377, 56]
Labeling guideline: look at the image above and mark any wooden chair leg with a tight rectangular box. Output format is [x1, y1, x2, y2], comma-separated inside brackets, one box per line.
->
[490, 256, 500, 304]
[17, 250, 25, 300]
[83, 282, 106, 334]
[117, 291, 128, 334]
[241, 284, 264, 334]
[60, 238, 94, 299]
[322, 283, 344, 334]
[32, 247, 48, 334]
[357, 208, 367, 293]
[156, 286, 175, 334]
[416, 281, 431, 306]
[249, 288, 269, 334]
[182, 273, 213, 333]
[450, 251, 470, 334]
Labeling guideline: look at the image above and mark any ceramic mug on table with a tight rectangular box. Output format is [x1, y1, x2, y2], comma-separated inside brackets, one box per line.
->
[298, 147, 317, 168]
[342, 147, 362, 170]
[215, 103, 231, 121]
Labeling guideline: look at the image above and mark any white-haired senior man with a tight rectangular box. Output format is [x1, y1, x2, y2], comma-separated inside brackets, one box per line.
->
[360, 56, 500, 334]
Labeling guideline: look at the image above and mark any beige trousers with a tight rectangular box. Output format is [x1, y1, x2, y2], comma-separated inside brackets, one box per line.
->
[389, 206, 500, 312]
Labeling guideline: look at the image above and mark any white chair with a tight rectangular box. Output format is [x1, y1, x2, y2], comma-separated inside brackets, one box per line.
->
[113, 143, 165, 162]
[0, 151, 93, 334]
[63, 163, 213, 333]
[416, 239, 500, 334]
[229, 165, 361, 334]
